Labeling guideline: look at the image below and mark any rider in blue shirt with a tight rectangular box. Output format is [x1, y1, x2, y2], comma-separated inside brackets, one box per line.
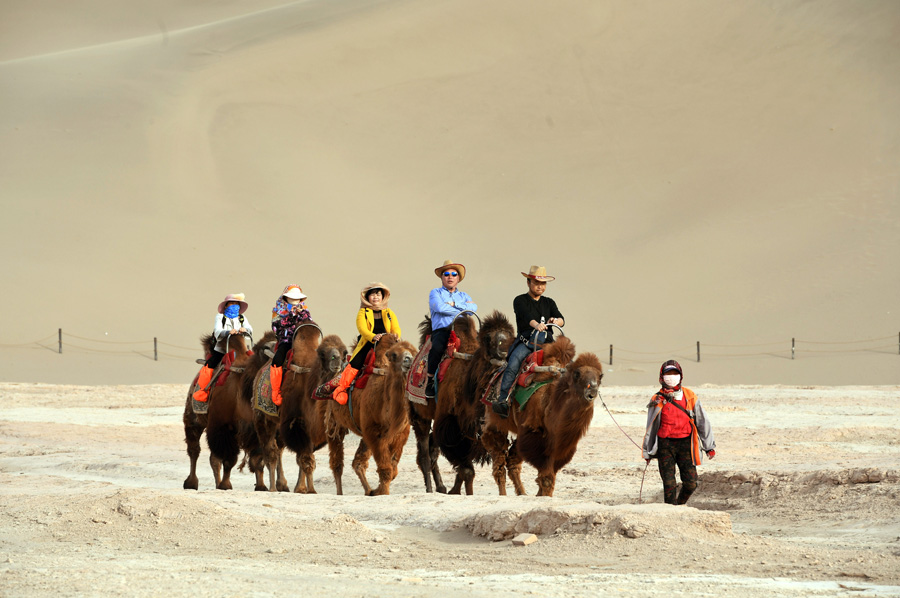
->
[425, 259, 477, 398]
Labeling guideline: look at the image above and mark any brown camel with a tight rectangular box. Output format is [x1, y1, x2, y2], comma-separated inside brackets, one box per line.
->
[406, 313, 482, 494]
[481, 336, 600, 496]
[432, 310, 514, 495]
[278, 334, 348, 493]
[196, 331, 267, 490]
[325, 334, 416, 495]
[252, 322, 323, 492]
[182, 333, 219, 489]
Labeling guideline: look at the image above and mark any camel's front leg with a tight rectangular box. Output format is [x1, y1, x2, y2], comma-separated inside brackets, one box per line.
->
[481, 425, 509, 496]
[369, 437, 393, 496]
[429, 431, 447, 493]
[183, 422, 204, 490]
[327, 430, 346, 495]
[293, 452, 316, 494]
[536, 470, 556, 497]
[388, 430, 408, 481]
[275, 448, 289, 492]
[208, 453, 223, 488]
[352, 438, 373, 495]
[508, 439, 527, 496]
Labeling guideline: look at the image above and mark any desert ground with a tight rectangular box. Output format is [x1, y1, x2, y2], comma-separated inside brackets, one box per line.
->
[1, 382, 898, 597]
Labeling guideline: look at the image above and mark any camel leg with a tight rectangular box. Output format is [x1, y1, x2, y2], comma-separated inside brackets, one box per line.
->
[411, 419, 434, 493]
[183, 423, 204, 490]
[448, 472, 464, 495]
[246, 448, 268, 491]
[352, 438, 373, 495]
[369, 437, 393, 496]
[292, 452, 307, 494]
[536, 470, 555, 497]
[209, 453, 223, 488]
[388, 431, 408, 482]
[428, 431, 447, 493]
[275, 448, 290, 492]
[327, 429, 346, 495]
[508, 439, 527, 496]
[461, 464, 476, 496]
[303, 453, 317, 494]
[481, 425, 509, 496]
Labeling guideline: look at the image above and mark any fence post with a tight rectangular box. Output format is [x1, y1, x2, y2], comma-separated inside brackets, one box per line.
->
[58, 328, 62, 354]
[154, 337, 158, 361]
[697, 341, 700, 362]
[792, 337, 795, 360]
[609, 344, 613, 366]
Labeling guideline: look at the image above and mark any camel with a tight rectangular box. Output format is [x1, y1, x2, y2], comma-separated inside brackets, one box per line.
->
[251, 322, 323, 492]
[182, 333, 219, 490]
[194, 331, 267, 490]
[325, 334, 416, 495]
[278, 334, 348, 493]
[406, 313, 481, 494]
[432, 310, 514, 495]
[481, 336, 600, 496]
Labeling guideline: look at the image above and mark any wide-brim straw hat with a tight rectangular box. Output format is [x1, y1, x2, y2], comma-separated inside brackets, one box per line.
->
[522, 265, 555, 282]
[360, 282, 391, 308]
[434, 259, 466, 282]
[282, 285, 307, 301]
[218, 293, 249, 314]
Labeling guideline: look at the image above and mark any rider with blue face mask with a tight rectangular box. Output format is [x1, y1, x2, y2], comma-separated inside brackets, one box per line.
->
[192, 293, 254, 403]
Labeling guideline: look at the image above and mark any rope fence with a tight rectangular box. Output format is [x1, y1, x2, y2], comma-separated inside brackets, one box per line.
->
[1, 330, 898, 366]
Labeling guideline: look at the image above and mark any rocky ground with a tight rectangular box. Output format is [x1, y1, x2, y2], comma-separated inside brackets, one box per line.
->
[1, 383, 898, 597]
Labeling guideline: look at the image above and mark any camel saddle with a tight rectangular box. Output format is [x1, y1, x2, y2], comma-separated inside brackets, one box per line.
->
[252, 361, 278, 417]
[405, 332, 460, 405]
[479, 350, 546, 409]
[190, 351, 238, 414]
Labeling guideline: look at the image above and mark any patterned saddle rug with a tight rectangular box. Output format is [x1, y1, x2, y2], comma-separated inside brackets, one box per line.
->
[252, 360, 278, 417]
[480, 350, 551, 410]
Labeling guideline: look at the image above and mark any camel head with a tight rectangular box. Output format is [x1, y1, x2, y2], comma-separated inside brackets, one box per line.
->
[318, 334, 348, 376]
[566, 353, 604, 402]
[479, 310, 515, 360]
[384, 337, 417, 375]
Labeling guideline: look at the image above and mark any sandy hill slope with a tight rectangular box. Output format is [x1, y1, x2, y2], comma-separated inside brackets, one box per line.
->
[1, 0, 898, 385]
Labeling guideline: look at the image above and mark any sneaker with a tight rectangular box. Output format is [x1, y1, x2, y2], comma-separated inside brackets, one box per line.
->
[424, 378, 435, 399]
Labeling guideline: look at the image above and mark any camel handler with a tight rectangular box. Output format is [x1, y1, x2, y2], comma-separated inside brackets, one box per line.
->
[192, 293, 253, 402]
[269, 285, 311, 406]
[425, 259, 477, 399]
[642, 360, 716, 505]
[491, 266, 564, 418]
[329, 282, 403, 405]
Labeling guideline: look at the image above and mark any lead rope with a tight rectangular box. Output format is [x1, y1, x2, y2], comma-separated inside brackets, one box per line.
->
[596, 392, 647, 503]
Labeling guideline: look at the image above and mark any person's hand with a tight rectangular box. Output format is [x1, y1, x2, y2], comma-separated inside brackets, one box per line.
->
[373, 334, 384, 342]
[229, 329, 240, 335]
[707, 450, 716, 459]
[534, 321, 547, 332]
[238, 327, 247, 334]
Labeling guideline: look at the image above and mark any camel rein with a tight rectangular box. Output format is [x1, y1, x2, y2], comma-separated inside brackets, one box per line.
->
[595, 392, 649, 504]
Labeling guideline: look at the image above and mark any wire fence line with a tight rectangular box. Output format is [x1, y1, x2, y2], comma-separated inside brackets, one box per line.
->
[1, 330, 898, 365]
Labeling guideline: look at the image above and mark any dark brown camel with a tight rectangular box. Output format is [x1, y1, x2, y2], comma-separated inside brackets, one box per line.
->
[197, 331, 267, 490]
[325, 334, 416, 495]
[432, 310, 514, 495]
[406, 314, 482, 494]
[252, 322, 322, 492]
[278, 334, 347, 493]
[482, 336, 598, 496]
[182, 333, 219, 490]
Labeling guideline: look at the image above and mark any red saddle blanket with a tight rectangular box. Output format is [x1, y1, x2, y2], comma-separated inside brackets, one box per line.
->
[516, 350, 544, 388]
[214, 351, 238, 387]
[352, 347, 379, 390]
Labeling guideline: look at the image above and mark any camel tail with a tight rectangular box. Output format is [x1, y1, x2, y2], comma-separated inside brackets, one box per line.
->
[433, 414, 472, 467]
[206, 424, 240, 465]
[280, 416, 313, 455]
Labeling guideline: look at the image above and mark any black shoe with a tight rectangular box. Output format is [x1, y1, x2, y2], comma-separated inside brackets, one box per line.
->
[492, 399, 509, 418]
[425, 378, 435, 399]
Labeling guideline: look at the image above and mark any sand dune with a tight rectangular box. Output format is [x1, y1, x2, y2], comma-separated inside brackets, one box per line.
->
[1, 0, 898, 386]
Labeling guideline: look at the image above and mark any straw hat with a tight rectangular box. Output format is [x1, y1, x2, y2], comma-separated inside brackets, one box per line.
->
[217, 293, 248, 314]
[360, 282, 391, 308]
[282, 285, 307, 301]
[434, 259, 466, 282]
[521, 265, 555, 282]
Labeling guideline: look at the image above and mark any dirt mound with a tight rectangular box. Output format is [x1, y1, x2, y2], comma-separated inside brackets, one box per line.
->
[462, 503, 733, 541]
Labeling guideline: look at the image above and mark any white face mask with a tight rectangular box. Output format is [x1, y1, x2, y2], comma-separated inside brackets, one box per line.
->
[662, 374, 681, 388]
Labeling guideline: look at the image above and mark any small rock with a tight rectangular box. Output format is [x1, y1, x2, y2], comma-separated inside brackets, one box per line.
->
[512, 533, 538, 546]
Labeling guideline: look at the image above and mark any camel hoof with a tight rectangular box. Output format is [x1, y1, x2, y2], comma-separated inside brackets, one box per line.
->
[216, 482, 232, 491]
[254, 484, 268, 491]
[435, 484, 448, 494]
[183, 478, 198, 490]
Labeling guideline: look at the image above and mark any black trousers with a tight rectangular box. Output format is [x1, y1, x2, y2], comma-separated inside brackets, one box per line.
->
[272, 342, 291, 368]
[656, 436, 698, 505]
[427, 326, 451, 376]
[205, 350, 225, 369]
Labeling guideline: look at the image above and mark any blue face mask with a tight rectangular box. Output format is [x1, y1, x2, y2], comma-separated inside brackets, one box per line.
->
[224, 304, 241, 319]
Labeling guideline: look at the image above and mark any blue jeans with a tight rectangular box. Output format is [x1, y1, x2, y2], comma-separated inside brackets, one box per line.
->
[499, 342, 533, 399]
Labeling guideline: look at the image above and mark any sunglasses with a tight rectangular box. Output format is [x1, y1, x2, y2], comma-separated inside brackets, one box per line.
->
[442, 271, 459, 277]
